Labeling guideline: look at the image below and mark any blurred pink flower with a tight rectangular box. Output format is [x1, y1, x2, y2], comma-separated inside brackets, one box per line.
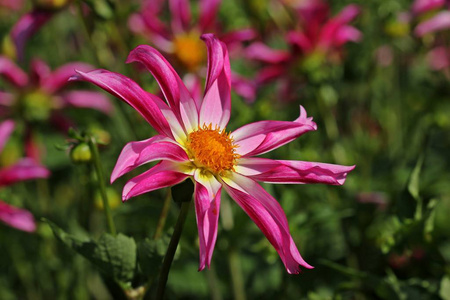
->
[412, 0, 447, 15]
[73, 34, 354, 273]
[0, 120, 50, 232]
[0, 0, 24, 10]
[129, 0, 257, 102]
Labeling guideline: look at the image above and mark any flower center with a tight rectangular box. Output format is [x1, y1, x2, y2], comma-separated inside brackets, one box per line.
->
[173, 32, 206, 71]
[186, 124, 239, 175]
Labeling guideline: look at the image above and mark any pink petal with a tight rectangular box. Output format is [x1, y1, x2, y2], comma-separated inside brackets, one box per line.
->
[71, 69, 173, 138]
[193, 171, 222, 270]
[220, 28, 257, 52]
[111, 135, 189, 183]
[0, 56, 28, 87]
[232, 106, 317, 157]
[29, 59, 51, 86]
[126, 45, 198, 132]
[0, 158, 50, 187]
[245, 42, 291, 64]
[287, 31, 314, 54]
[415, 11, 450, 36]
[236, 157, 355, 185]
[333, 4, 361, 24]
[222, 173, 313, 274]
[11, 9, 54, 61]
[412, 0, 445, 15]
[334, 25, 362, 46]
[61, 91, 114, 115]
[169, 0, 191, 33]
[122, 161, 190, 201]
[199, 34, 231, 128]
[41, 62, 94, 94]
[255, 65, 287, 84]
[231, 72, 256, 103]
[0, 119, 14, 153]
[426, 46, 450, 70]
[199, 0, 221, 31]
[0, 201, 36, 232]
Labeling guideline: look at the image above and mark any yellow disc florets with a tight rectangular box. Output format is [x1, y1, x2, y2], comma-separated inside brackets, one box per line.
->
[186, 124, 239, 175]
[173, 32, 206, 71]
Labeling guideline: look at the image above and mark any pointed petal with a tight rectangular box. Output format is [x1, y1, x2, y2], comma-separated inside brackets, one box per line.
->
[126, 45, 198, 132]
[193, 171, 222, 270]
[0, 56, 28, 87]
[287, 31, 314, 54]
[111, 135, 189, 182]
[71, 69, 173, 138]
[169, 0, 191, 33]
[29, 59, 51, 86]
[61, 91, 113, 115]
[236, 157, 355, 185]
[41, 62, 94, 94]
[122, 161, 190, 201]
[0, 120, 14, 153]
[0, 201, 36, 232]
[415, 11, 450, 36]
[199, 34, 231, 128]
[0, 158, 50, 187]
[333, 4, 360, 24]
[335, 25, 362, 46]
[11, 9, 54, 61]
[222, 172, 313, 273]
[412, 0, 445, 15]
[199, 0, 221, 31]
[245, 42, 291, 64]
[232, 106, 317, 157]
[231, 72, 256, 103]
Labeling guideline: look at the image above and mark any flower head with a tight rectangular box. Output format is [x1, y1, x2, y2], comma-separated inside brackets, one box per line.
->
[0, 120, 50, 232]
[73, 34, 354, 273]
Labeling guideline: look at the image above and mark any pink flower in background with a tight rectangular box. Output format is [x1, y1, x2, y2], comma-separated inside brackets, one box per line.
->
[73, 34, 354, 273]
[0, 120, 50, 232]
[0, 56, 112, 160]
[129, 0, 257, 102]
[0, 0, 24, 11]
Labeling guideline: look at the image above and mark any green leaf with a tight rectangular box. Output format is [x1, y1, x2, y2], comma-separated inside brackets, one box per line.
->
[440, 276, 450, 300]
[44, 219, 136, 283]
[138, 232, 175, 279]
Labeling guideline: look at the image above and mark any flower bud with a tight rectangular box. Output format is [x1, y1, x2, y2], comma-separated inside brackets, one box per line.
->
[70, 142, 92, 164]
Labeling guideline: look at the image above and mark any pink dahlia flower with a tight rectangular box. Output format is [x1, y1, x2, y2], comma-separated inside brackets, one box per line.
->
[0, 120, 50, 232]
[129, 0, 257, 102]
[72, 34, 354, 274]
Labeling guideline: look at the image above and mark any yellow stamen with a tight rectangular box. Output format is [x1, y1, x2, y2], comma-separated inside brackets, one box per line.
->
[186, 124, 239, 175]
[173, 32, 206, 71]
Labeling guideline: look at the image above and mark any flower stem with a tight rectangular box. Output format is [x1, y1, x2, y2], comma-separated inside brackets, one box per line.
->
[153, 188, 172, 240]
[88, 136, 116, 236]
[155, 200, 191, 300]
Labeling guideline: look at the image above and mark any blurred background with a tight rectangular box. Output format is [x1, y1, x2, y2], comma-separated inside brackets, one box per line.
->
[0, 0, 449, 299]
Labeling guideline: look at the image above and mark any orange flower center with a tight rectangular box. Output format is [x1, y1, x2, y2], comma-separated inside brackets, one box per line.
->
[186, 124, 239, 175]
[173, 32, 206, 71]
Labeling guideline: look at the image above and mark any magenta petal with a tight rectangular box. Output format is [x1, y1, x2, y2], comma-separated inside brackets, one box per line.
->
[193, 172, 222, 270]
[0, 201, 36, 232]
[126, 45, 198, 131]
[335, 25, 362, 46]
[0, 158, 50, 187]
[0, 120, 14, 153]
[287, 31, 314, 54]
[71, 69, 173, 138]
[122, 161, 189, 201]
[333, 4, 361, 24]
[256, 65, 287, 85]
[245, 42, 291, 64]
[415, 11, 450, 36]
[200, 34, 231, 128]
[412, 0, 445, 15]
[169, 0, 191, 33]
[236, 157, 355, 185]
[426, 46, 450, 70]
[111, 136, 189, 182]
[222, 173, 313, 274]
[231, 72, 256, 103]
[0, 56, 28, 87]
[41, 62, 94, 94]
[11, 10, 54, 61]
[199, 0, 221, 31]
[221, 29, 257, 52]
[233, 106, 317, 157]
[29, 59, 51, 86]
[62, 91, 113, 115]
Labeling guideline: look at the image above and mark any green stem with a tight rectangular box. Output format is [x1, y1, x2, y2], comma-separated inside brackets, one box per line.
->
[153, 188, 173, 240]
[155, 200, 191, 300]
[88, 136, 116, 236]
[228, 248, 246, 300]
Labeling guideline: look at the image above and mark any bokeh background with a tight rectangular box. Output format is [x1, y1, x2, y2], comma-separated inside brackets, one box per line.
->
[0, 0, 449, 299]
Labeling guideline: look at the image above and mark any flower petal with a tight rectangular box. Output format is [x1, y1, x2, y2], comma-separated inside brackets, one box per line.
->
[221, 172, 313, 274]
[334, 25, 362, 46]
[232, 106, 317, 157]
[111, 135, 189, 183]
[245, 42, 291, 64]
[0, 158, 50, 187]
[235, 157, 355, 185]
[122, 161, 190, 201]
[61, 91, 114, 115]
[11, 9, 54, 61]
[0, 201, 36, 232]
[415, 11, 450, 36]
[41, 62, 94, 94]
[0, 120, 14, 153]
[200, 34, 231, 128]
[169, 0, 191, 33]
[193, 170, 222, 270]
[0, 56, 28, 87]
[71, 69, 173, 138]
[199, 0, 221, 31]
[126, 45, 198, 132]
[412, 0, 445, 15]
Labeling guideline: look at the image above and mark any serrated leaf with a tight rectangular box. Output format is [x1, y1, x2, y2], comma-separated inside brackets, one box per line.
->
[44, 219, 136, 283]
